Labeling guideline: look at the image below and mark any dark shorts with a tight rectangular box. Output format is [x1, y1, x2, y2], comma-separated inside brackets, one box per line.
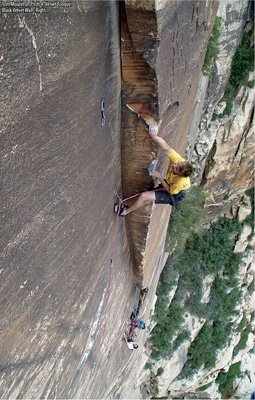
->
[155, 188, 186, 205]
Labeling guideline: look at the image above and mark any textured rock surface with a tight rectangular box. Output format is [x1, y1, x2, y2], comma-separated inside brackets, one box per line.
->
[206, 0, 249, 106]
[202, 83, 254, 221]
[149, 232, 254, 398]
[0, 0, 215, 398]
[121, 0, 215, 284]
[140, 1, 254, 397]
[1, 3, 136, 399]
[189, 0, 250, 155]
[189, 0, 254, 222]
[3, 0, 249, 398]
[237, 193, 252, 222]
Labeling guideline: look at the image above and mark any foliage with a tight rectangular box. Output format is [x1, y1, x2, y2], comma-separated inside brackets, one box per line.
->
[222, 83, 235, 116]
[206, 277, 241, 320]
[202, 17, 222, 75]
[156, 258, 179, 298]
[229, 31, 254, 88]
[149, 215, 245, 372]
[236, 315, 247, 332]
[167, 185, 206, 255]
[216, 362, 242, 398]
[247, 80, 254, 88]
[157, 367, 164, 376]
[144, 362, 153, 370]
[148, 186, 254, 373]
[186, 323, 217, 370]
[233, 324, 252, 358]
[151, 299, 185, 355]
[172, 330, 191, 351]
[222, 28, 254, 116]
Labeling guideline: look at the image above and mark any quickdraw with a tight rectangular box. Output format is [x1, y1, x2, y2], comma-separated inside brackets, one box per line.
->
[100, 98, 106, 126]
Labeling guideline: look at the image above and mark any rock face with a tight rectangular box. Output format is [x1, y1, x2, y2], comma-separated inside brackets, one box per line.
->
[140, 228, 254, 399]
[139, 1, 254, 398]
[201, 83, 254, 222]
[1, 3, 135, 399]
[0, 1, 218, 398]
[121, 0, 217, 284]
[2, 0, 252, 398]
[206, 0, 249, 106]
[189, 0, 254, 222]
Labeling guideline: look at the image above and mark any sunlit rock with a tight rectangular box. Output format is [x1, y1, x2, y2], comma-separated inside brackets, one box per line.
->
[234, 225, 253, 253]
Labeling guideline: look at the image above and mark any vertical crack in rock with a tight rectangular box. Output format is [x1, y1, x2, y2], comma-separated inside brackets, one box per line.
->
[120, 1, 159, 282]
[201, 140, 217, 186]
[18, 16, 43, 92]
[120, 0, 212, 284]
[233, 101, 254, 167]
[233, 126, 250, 164]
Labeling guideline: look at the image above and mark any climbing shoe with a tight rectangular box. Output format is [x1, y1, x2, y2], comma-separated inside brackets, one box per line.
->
[114, 203, 128, 216]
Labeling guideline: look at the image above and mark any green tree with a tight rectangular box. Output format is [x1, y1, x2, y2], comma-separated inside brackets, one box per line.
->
[222, 28, 254, 116]
[216, 362, 242, 398]
[203, 17, 222, 75]
[167, 185, 206, 255]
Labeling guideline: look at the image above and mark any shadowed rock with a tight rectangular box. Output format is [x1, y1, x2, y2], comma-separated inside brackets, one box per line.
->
[1, 0, 218, 397]
[121, 0, 217, 285]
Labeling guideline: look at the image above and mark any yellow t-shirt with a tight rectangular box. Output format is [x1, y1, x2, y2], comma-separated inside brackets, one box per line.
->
[166, 149, 190, 195]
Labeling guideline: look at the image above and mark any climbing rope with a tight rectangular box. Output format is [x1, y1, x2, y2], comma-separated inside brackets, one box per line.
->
[101, 187, 165, 348]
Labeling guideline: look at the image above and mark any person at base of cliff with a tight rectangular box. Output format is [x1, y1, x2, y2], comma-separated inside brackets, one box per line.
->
[135, 319, 146, 330]
[123, 332, 139, 350]
[116, 124, 193, 216]
[128, 318, 146, 338]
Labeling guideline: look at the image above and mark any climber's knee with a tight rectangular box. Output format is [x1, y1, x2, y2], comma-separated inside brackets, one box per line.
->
[140, 191, 156, 204]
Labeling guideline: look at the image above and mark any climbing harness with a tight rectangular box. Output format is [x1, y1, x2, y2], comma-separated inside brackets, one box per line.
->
[101, 187, 164, 348]
[130, 304, 140, 322]
[128, 304, 140, 338]
[128, 304, 146, 338]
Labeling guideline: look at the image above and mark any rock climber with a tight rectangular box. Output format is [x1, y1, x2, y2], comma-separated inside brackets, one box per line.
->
[128, 318, 146, 338]
[123, 332, 139, 350]
[116, 124, 193, 216]
[132, 319, 146, 330]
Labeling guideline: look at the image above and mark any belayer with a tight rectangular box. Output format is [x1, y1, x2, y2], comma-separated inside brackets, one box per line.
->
[123, 332, 139, 350]
[128, 318, 146, 335]
[116, 124, 193, 216]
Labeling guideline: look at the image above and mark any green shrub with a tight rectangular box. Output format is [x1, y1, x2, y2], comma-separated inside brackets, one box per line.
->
[186, 323, 217, 370]
[247, 80, 254, 88]
[203, 17, 222, 75]
[167, 185, 206, 255]
[173, 330, 191, 351]
[212, 112, 219, 120]
[207, 277, 241, 320]
[233, 324, 252, 357]
[156, 259, 179, 298]
[150, 350, 161, 361]
[222, 83, 236, 115]
[145, 362, 153, 370]
[222, 28, 254, 116]
[236, 315, 247, 333]
[151, 299, 185, 356]
[149, 210, 247, 370]
[216, 362, 242, 398]
[229, 31, 254, 89]
[157, 367, 164, 376]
